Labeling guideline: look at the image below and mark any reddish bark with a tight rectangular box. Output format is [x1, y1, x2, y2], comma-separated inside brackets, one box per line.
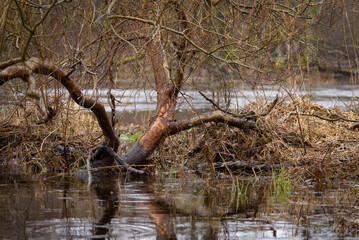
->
[0, 3, 258, 169]
[118, 1, 190, 166]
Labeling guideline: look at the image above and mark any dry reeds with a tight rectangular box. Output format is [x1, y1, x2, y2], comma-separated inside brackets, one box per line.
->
[2, 96, 359, 181]
[157, 96, 359, 181]
[0, 102, 103, 174]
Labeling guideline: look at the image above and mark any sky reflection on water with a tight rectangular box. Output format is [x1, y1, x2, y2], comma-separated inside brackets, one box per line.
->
[0, 174, 357, 239]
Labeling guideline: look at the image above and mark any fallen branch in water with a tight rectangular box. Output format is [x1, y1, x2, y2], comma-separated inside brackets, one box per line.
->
[93, 142, 149, 176]
[197, 160, 283, 173]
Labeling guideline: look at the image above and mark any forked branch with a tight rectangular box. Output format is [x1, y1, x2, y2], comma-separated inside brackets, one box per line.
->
[0, 57, 119, 151]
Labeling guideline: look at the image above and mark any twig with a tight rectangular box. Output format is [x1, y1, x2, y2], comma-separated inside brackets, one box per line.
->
[14, 0, 59, 59]
[350, 123, 359, 130]
[198, 91, 278, 118]
[198, 91, 254, 118]
[40, 127, 59, 151]
[338, 96, 356, 113]
[197, 161, 283, 173]
[86, 150, 92, 187]
[63, 61, 80, 78]
[294, 106, 307, 154]
[107, 91, 116, 128]
[259, 96, 279, 116]
[0, 58, 22, 70]
[109, 14, 262, 72]
[294, 113, 359, 123]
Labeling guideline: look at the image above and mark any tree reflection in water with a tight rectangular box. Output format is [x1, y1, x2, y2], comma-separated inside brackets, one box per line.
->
[3, 174, 354, 239]
[89, 176, 178, 239]
[92, 178, 118, 239]
[83, 174, 267, 239]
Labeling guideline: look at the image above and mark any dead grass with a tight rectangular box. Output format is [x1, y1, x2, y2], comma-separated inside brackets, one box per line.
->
[257, 96, 359, 180]
[0, 100, 106, 174]
[157, 96, 359, 181]
[1, 96, 359, 180]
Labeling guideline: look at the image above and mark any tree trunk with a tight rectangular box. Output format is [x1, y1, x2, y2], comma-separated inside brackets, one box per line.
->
[119, 1, 188, 166]
[0, 56, 261, 173]
[0, 2, 259, 170]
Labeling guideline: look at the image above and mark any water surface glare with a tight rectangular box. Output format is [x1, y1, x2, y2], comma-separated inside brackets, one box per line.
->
[0, 175, 358, 239]
[44, 83, 359, 113]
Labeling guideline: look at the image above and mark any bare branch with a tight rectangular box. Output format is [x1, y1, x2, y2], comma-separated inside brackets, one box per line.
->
[169, 110, 257, 135]
[198, 91, 278, 118]
[259, 96, 279, 117]
[0, 58, 23, 70]
[13, 0, 32, 31]
[109, 14, 263, 72]
[294, 113, 359, 123]
[0, 57, 119, 151]
[14, 0, 59, 59]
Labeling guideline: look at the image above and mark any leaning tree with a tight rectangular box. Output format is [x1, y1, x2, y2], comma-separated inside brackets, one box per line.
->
[0, 0, 330, 170]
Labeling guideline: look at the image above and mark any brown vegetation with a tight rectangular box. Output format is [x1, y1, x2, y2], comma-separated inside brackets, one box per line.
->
[157, 96, 359, 180]
[1, 0, 359, 180]
[2, 95, 359, 182]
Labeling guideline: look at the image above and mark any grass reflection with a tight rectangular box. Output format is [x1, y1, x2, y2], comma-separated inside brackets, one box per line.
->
[271, 165, 292, 202]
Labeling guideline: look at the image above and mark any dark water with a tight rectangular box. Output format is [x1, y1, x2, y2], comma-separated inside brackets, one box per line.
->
[1, 174, 358, 239]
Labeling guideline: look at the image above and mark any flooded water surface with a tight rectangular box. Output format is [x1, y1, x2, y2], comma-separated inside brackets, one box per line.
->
[70, 83, 359, 113]
[1, 78, 359, 239]
[2, 78, 359, 124]
[1, 174, 358, 239]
